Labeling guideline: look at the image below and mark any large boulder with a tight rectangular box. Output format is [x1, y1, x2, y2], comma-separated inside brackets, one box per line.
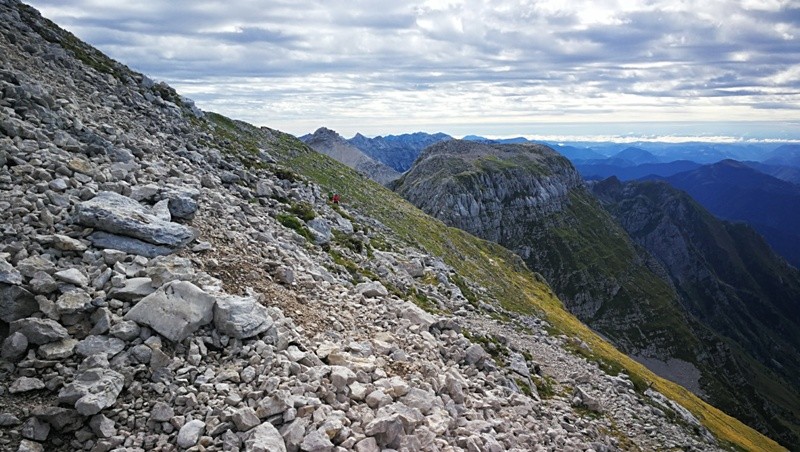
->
[213, 294, 274, 339]
[355, 281, 388, 298]
[124, 281, 215, 342]
[75, 191, 196, 248]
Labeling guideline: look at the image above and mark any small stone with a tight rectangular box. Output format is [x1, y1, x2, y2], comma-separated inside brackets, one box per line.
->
[89, 414, 116, 438]
[29, 272, 58, 294]
[55, 290, 91, 315]
[0, 413, 21, 426]
[109, 320, 141, 341]
[17, 439, 45, 452]
[21, 417, 50, 441]
[1, 331, 28, 361]
[232, 407, 261, 432]
[0, 284, 38, 322]
[54, 268, 89, 287]
[150, 402, 174, 422]
[0, 258, 23, 285]
[10, 377, 45, 393]
[10, 318, 68, 344]
[300, 429, 334, 452]
[177, 419, 205, 448]
[354, 437, 380, 452]
[76, 335, 125, 358]
[38, 338, 78, 359]
[245, 421, 287, 452]
[52, 234, 87, 252]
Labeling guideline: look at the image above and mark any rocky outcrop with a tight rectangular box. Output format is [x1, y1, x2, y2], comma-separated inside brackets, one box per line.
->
[300, 128, 401, 185]
[393, 140, 582, 244]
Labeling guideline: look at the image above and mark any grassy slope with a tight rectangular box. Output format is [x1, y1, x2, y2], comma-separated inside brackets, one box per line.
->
[207, 116, 784, 452]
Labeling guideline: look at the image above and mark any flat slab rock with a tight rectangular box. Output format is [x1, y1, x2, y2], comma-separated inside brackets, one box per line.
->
[75, 191, 196, 248]
[214, 294, 274, 339]
[124, 281, 215, 342]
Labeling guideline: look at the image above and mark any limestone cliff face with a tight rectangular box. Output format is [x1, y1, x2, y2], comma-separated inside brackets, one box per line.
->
[393, 140, 581, 244]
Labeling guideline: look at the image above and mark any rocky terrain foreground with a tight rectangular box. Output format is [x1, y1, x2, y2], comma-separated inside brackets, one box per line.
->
[0, 1, 752, 451]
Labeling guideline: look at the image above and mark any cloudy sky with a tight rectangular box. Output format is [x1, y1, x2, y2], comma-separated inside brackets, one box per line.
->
[27, 0, 800, 140]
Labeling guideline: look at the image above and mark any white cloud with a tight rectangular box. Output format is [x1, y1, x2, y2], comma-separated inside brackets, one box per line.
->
[25, 0, 800, 138]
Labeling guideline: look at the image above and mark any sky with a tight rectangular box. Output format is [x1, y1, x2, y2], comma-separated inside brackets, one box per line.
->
[26, 0, 800, 141]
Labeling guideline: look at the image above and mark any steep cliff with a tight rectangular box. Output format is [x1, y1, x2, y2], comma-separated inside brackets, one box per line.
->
[393, 139, 800, 447]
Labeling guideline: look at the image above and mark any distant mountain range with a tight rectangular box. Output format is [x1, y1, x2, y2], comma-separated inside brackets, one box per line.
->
[299, 128, 800, 265]
[348, 132, 452, 172]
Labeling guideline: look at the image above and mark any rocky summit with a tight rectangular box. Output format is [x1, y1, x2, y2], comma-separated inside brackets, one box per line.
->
[0, 1, 785, 452]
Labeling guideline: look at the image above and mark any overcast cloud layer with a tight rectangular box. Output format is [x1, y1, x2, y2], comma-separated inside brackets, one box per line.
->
[27, 0, 800, 139]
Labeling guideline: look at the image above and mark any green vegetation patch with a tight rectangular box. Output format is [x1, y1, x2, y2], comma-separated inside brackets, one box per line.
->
[276, 213, 313, 242]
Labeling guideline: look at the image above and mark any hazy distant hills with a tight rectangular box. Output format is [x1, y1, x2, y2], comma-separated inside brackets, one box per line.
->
[577, 160, 703, 181]
[651, 160, 800, 267]
[763, 144, 800, 167]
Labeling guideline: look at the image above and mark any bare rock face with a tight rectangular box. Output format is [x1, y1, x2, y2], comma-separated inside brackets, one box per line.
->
[300, 127, 401, 185]
[124, 281, 215, 342]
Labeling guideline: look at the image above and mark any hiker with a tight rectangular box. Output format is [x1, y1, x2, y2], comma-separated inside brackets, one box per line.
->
[332, 193, 340, 204]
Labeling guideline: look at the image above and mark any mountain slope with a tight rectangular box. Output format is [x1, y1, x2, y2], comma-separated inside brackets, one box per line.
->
[0, 1, 786, 451]
[611, 147, 661, 165]
[391, 139, 800, 448]
[348, 131, 451, 172]
[660, 160, 800, 266]
[299, 127, 400, 184]
[592, 177, 800, 442]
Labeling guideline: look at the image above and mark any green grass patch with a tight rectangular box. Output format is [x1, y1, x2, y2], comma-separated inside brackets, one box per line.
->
[289, 202, 316, 222]
[276, 213, 313, 242]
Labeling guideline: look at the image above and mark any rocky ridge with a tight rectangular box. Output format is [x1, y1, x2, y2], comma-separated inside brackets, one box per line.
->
[299, 128, 400, 185]
[0, 1, 772, 451]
